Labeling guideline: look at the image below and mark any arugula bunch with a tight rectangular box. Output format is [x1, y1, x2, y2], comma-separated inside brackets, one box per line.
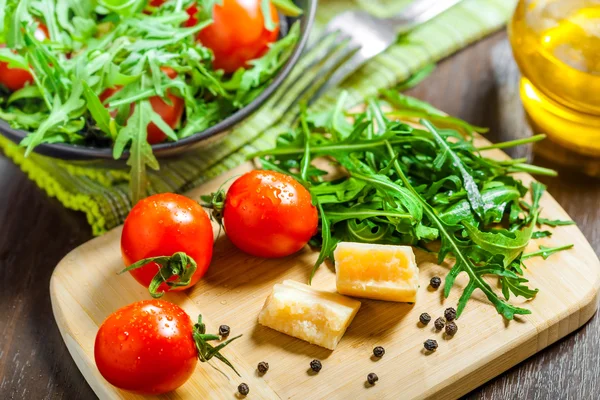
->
[0, 0, 300, 201]
[253, 91, 573, 320]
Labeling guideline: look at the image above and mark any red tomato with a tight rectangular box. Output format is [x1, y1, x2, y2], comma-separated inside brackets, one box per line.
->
[121, 193, 214, 294]
[100, 67, 184, 144]
[223, 170, 318, 258]
[187, 0, 280, 73]
[94, 300, 197, 394]
[0, 23, 49, 92]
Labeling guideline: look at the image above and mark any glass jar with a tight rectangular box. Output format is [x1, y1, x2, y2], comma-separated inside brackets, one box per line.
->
[509, 0, 600, 176]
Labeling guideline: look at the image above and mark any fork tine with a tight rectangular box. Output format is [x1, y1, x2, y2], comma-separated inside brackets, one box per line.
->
[411, 0, 463, 24]
[282, 43, 361, 119]
[394, 0, 443, 21]
[271, 30, 350, 105]
[391, 0, 462, 26]
[310, 0, 463, 106]
[307, 51, 364, 107]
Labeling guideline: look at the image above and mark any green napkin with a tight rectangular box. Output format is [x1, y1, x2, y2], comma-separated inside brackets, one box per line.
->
[0, 0, 517, 236]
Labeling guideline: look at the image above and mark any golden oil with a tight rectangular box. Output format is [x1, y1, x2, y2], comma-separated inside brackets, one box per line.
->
[509, 0, 600, 175]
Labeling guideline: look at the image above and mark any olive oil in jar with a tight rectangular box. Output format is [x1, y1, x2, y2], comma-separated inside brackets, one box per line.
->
[509, 0, 600, 175]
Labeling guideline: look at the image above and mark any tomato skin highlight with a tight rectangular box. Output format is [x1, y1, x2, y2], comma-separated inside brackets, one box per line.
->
[100, 68, 183, 144]
[121, 193, 214, 293]
[191, 0, 280, 73]
[0, 24, 49, 91]
[223, 170, 318, 258]
[94, 300, 198, 395]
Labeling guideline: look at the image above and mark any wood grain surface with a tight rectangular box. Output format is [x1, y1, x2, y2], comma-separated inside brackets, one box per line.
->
[1, 31, 599, 400]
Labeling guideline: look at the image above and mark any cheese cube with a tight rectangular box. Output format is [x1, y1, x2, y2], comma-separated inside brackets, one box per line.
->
[257, 280, 361, 350]
[334, 242, 419, 302]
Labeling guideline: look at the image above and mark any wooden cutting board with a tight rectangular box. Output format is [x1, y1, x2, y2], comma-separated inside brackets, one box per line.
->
[50, 139, 600, 400]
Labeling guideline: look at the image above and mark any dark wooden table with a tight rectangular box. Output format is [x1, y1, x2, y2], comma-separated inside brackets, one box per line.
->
[1, 30, 599, 400]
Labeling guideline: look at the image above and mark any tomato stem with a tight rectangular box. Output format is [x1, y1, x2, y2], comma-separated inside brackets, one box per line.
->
[200, 188, 227, 226]
[119, 252, 197, 298]
[193, 314, 242, 377]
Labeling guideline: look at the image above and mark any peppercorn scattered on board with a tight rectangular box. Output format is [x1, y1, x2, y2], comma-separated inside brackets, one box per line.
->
[51, 149, 600, 399]
[258, 280, 361, 350]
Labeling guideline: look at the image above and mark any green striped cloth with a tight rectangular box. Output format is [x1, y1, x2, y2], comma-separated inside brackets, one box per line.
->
[0, 0, 517, 236]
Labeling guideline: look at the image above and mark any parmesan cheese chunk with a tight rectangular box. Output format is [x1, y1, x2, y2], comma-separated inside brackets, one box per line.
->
[334, 242, 419, 302]
[258, 280, 361, 350]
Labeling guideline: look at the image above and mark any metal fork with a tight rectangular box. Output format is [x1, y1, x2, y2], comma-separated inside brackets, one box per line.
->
[276, 0, 463, 114]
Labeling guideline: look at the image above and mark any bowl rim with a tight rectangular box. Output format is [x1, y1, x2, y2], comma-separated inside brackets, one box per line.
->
[0, 0, 317, 160]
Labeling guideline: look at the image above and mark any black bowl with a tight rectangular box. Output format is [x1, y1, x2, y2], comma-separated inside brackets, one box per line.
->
[0, 0, 316, 161]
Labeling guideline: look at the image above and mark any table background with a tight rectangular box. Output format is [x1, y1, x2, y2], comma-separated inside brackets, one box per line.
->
[1, 31, 599, 399]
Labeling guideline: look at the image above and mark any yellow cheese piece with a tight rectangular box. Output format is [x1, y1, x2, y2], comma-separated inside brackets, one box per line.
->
[257, 280, 361, 350]
[334, 242, 419, 302]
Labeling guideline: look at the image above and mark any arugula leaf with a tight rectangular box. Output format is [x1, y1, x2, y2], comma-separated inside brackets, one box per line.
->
[272, 0, 303, 17]
[22, 80, 84, 156]
[309, 200, 332, 283]
[423, 119, 487, 219]
[395, 63, 436, 92]
[99, 0, 146, 16]
[233, 22, 300, 106]
[81, 81, 117, 139]
[0, 48, 29, 70]
[113, 100, 159, 203]
[1, 1, 299, 200]
[261, 0, 277, 31]
[463, 214, 536, 267]
[380, 90, 488, 134]
[0, 0, 6, 42]
[532, 230, 552, 239]
[521, 244, 574, 260]
[251, 95, 566, 320]
[501, 268, 538, 300]
[538, 218, 576, 227]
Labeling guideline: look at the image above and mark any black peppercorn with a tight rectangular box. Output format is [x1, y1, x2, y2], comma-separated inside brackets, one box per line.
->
[310, 359, 322, 373]
[445, 321, 458, 336]
[429, 276, 442, 289]
[419, 313, 431, 325]
[373, 346, 385, 358]
[238, 383, 249, 396]
[219, 325, 230, 337]
[444, 307, 457, 322]
[367, 373, 379, 385]
[257, 361, 269, 374]
[424, 339, 438, 352]
[434, 317, 445, 330]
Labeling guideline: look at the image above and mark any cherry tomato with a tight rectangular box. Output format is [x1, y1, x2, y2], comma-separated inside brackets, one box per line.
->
[0, 24, 49, 92]
[187, 0, 280, 73]
[121, 193, 214, 294]
[223, 170, 318, 258]
[94, 300, 197, 394]
[100, 68, 184, 144]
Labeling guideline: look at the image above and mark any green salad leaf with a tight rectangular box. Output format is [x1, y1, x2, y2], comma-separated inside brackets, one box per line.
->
[252, 92, 574, 320]
[0, 0, 301, 203]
